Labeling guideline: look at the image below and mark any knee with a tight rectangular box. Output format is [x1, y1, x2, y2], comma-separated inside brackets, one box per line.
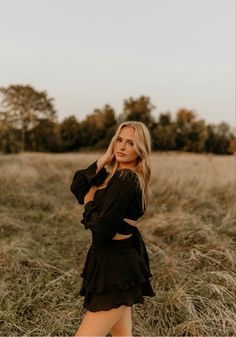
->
[110, 326, 132, 337]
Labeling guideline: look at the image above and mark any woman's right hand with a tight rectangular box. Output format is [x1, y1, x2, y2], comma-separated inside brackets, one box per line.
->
[100, 137, 115, 164]
[96, 138, 115, 172]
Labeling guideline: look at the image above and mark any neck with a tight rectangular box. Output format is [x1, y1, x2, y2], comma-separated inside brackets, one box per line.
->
[117, 162, 136, 170]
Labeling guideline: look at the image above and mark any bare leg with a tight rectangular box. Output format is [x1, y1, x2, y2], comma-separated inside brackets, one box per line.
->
[110, 306, 133, 336]
[74, 305, 129, 336]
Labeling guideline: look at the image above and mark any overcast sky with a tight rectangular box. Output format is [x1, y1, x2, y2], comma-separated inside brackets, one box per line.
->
[0, 0, 235, 127]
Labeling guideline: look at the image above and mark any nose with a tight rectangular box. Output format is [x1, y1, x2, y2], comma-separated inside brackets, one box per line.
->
[120, 141, 126, 150]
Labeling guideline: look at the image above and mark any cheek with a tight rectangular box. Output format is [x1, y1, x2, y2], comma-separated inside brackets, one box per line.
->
[128, 148, 138, 159]
[114, 143, 119, 151]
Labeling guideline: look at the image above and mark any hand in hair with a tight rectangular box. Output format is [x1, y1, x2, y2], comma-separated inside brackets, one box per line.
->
[96, 139, 114, 172]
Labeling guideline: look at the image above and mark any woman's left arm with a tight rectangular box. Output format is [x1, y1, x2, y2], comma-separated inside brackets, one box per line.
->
[81, 171, 138, 243]
[84, 185, 98, 205]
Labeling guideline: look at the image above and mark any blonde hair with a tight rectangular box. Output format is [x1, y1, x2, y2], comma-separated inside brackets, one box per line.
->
[102, 121, 152, 211]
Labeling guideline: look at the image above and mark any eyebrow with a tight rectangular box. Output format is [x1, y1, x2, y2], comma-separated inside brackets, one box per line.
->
[117, 136, 134, 141]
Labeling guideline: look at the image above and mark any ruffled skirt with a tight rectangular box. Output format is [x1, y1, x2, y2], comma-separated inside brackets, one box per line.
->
[79, 235, 156, 312]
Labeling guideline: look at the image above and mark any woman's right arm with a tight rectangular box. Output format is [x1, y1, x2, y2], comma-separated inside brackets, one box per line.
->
[70, 160, 107, 204]
[70, 140, 114, 204]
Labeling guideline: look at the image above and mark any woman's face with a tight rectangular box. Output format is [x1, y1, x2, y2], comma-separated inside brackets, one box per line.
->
[114, 126, 138, 169]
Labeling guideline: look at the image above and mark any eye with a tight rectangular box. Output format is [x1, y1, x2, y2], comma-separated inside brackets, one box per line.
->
[128, 141, 134, 146]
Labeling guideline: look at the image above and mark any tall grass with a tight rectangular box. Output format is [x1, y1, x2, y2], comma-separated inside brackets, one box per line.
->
[0, 151, 235, 336]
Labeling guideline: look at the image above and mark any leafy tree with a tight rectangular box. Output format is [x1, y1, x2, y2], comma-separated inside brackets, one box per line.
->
[214, 122, 233, 154]
[0, 120, 21, 153]
[228, 137, 236, 154]
[0, 84, 57, 151]
[176, 108, 196, 125]
[28, 119, 60, 152]
[151, 112, 175, 150]
[59, 116, 81, 151]
[205, 122, 234, 154]
[152, 123, 176, 150]
[175, 108, 197, 151]
[80, 104, 117, 149]
[187, 120, 208, 152]
[159, 112, 172, 126]
[121, 96, 156, 129]
[204, 124, 218, 153]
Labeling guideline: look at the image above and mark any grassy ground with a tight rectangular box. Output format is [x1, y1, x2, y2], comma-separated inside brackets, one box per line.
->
[0, 151, 235, 336]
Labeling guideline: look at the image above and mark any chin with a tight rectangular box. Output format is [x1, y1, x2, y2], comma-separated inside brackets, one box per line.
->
[116, 158, 126, 162]
[115, 157, 127, 163]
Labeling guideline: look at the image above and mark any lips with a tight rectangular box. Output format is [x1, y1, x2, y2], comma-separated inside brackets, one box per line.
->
[117, 152, 126, 156]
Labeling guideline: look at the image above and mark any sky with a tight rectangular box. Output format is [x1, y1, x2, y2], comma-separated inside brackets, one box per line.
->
[0, 0, 235, 128]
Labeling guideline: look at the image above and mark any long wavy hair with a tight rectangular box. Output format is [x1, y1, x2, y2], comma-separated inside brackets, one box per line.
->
[102, 121, 152, 211]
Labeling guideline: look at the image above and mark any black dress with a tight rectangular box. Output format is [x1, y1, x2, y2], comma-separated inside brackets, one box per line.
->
[70, 160, 156, 312]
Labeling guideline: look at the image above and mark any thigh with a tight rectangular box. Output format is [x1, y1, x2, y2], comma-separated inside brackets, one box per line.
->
[110, 306, 132, 335]
[75, 305, 128, 336]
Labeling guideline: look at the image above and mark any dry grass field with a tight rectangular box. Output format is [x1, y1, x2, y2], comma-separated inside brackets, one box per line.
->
[0, 151, 235, 336]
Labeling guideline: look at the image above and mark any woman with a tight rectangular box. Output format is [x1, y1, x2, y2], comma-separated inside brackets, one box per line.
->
[70, 121, 156, 336]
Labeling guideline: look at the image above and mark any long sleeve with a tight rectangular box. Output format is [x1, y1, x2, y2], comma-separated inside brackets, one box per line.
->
[81, 171, 138, 244]
[70, 160, 107, 204]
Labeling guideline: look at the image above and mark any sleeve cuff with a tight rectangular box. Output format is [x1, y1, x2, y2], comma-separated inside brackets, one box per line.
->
[81, 200, 99, 229]
[84, 200, 94, 214]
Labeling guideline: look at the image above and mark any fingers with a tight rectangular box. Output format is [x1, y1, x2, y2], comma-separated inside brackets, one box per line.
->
[123, 218, 138, 226]
[84, 185, 98, 203]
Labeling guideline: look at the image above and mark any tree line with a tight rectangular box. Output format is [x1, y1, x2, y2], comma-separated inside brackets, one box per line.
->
[0, 84, 235, 154]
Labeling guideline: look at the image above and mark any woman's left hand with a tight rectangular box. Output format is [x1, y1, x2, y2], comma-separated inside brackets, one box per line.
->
[84, 185, 98, 204]
[123, 218, 139, 227]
